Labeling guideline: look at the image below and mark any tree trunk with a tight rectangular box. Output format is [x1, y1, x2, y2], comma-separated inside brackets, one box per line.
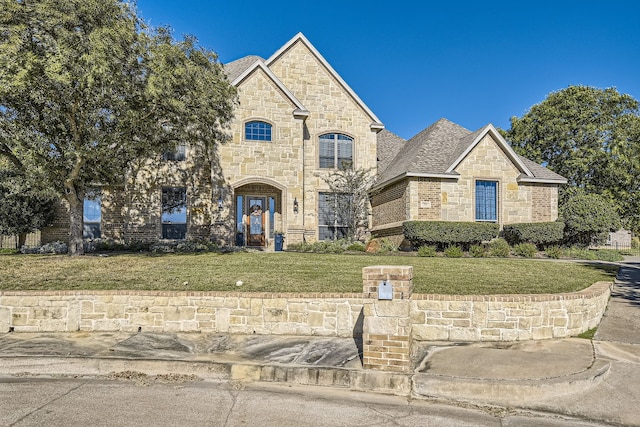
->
[66, 191, 84, 256]
[17, 233, 26, 249]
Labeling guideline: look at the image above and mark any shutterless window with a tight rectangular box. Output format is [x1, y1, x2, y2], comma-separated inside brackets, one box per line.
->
[318, 192, 349, 240]
[245, 121, 272, 141]
[161, 187, 187, 239]
[162, 143, 186, 161]
[83, 194, 101, 239]
[475, 180, 497, 222]
[319, 133, 353, 169]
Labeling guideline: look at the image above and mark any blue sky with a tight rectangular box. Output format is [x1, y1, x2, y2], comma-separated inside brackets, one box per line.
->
[136, 0, 640, 140]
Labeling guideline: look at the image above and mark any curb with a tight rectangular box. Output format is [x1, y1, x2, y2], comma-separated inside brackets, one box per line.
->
[411, 359, 611, 407]
[0, 353, 610, 406]
[0, 355, 411, 396]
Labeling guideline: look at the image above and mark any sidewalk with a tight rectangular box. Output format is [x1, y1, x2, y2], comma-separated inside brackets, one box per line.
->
[1, 258, 639, 426]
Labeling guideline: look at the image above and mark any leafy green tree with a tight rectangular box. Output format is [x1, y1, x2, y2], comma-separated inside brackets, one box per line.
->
[505, 86, 640, 231]
[0, 0, 236, 255]
[322, 167, 375, 241]
[0, 169, 56, 248]
[560, 190, 620, 247]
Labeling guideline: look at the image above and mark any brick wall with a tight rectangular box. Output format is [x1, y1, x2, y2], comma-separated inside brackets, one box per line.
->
[371, 181, 408, 226]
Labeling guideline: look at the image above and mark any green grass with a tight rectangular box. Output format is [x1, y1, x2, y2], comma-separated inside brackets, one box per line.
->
[0, 252, 617, 295]
[577, 327, 598, 340]
[0, 252, 618, 295]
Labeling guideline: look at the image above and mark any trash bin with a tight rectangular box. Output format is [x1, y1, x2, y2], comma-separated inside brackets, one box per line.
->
[274, 234, 284, 252]
[236, 232, 244, 247]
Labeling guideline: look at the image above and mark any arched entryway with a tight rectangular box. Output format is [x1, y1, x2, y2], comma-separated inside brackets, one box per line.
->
[233, 181, 284, 248]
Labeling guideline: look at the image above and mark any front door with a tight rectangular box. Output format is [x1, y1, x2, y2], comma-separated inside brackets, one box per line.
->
[246, 197, 266, 247]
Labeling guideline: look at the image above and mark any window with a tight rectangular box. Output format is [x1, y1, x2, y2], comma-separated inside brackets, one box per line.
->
[319, 133, 353, 169]
[245, 121, 272, 141]
[162, 143, 186, 161]
[318, 192, 349, 240]
[83, 193, 101, 239]
[161, 187, 187, 239]
[475, 181, 497, 222]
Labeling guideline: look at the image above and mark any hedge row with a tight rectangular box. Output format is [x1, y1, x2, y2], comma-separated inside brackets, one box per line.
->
[502, 222, 564, 247]
[404, 221, 565, 250]
[403, 221, 499, 250]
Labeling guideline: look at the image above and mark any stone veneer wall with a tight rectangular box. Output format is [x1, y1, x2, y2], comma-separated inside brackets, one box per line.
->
[410, 282, 611, 341]
[1, 282, 610, 342]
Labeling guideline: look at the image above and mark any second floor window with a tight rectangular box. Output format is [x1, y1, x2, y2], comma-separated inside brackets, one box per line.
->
[319, 133, 353, 169]
[245, 121, 272, 141]
[162, 143, 186, 161]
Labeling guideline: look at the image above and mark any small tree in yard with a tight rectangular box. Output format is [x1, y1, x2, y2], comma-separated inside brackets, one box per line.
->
[0, 0, 237, 255]
[322, 167, 375, 241]
[0, 169, 56, 248]
[560, 190, 620, 247]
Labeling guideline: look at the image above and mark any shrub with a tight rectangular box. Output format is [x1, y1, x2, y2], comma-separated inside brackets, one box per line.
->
[513, 242, 537, 258]
[377, 238, 398, 253]
[502, 222, 564, 248]
[560, 192, 620, 247]
[417, 245, 437, 257]
[345, 241, 366, 252]
[151, 239, 219, 253]
[595, 250, 624, 262]
[632, 237, 640, 250]
[286, 240, 345, 253]
[565, 247, 597, 260]
[403, 221, 499, 250]
[545, 245, 563, 259]
[469, 244, 486, 258]
[488, 238, 511, 257]
[20, 241, 68, 254]
[0, 248, 19, 255]
[444, 245, 463, 258]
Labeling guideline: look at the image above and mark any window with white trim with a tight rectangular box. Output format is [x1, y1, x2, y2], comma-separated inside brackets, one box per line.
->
[475, 180, 497, 222]
[245, 121, 272, 141]
[319, 133, 353, 169]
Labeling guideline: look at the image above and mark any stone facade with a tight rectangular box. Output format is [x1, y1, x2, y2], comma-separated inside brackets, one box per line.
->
[371, 129, 564, 243]
[41, 33, 382, 249]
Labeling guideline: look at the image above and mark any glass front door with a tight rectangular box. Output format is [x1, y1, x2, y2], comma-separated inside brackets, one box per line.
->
[246, 197, 266, 247]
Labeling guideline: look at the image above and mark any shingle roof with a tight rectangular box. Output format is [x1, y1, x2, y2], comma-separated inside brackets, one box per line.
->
[224, 55, 264, 83]
[377, 118, 470, 184]
[376, 118, 566, 188]
[376, 129, 406, 174]
[516, 155, 567, 182]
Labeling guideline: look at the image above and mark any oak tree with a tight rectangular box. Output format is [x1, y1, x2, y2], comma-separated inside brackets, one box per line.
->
[505, 86, 640, 231]
[0, 0, 237, 254]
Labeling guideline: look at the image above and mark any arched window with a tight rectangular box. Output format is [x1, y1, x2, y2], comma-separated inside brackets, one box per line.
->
[245, 121, 272, 141]
[319, 133, 353, 169]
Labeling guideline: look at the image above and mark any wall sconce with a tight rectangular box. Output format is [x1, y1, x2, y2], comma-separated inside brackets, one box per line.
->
[293, 197, 299, 214]
[218, 196, 224, 211]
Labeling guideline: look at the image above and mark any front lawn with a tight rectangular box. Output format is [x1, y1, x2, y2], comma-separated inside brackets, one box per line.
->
[0, 252, 617, 294]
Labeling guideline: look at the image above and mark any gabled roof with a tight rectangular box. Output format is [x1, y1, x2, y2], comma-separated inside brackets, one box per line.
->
[265, 33, 384, 131]
[373, 118, 567, 190]
[224, 56, 309, 119]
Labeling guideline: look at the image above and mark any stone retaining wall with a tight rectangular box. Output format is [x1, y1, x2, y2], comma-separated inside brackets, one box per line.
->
[0, 281, 611, 342]
[0, 292, 364, 337]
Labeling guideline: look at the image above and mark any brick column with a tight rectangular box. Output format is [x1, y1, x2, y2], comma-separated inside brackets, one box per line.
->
[362, 266, 413, 373]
